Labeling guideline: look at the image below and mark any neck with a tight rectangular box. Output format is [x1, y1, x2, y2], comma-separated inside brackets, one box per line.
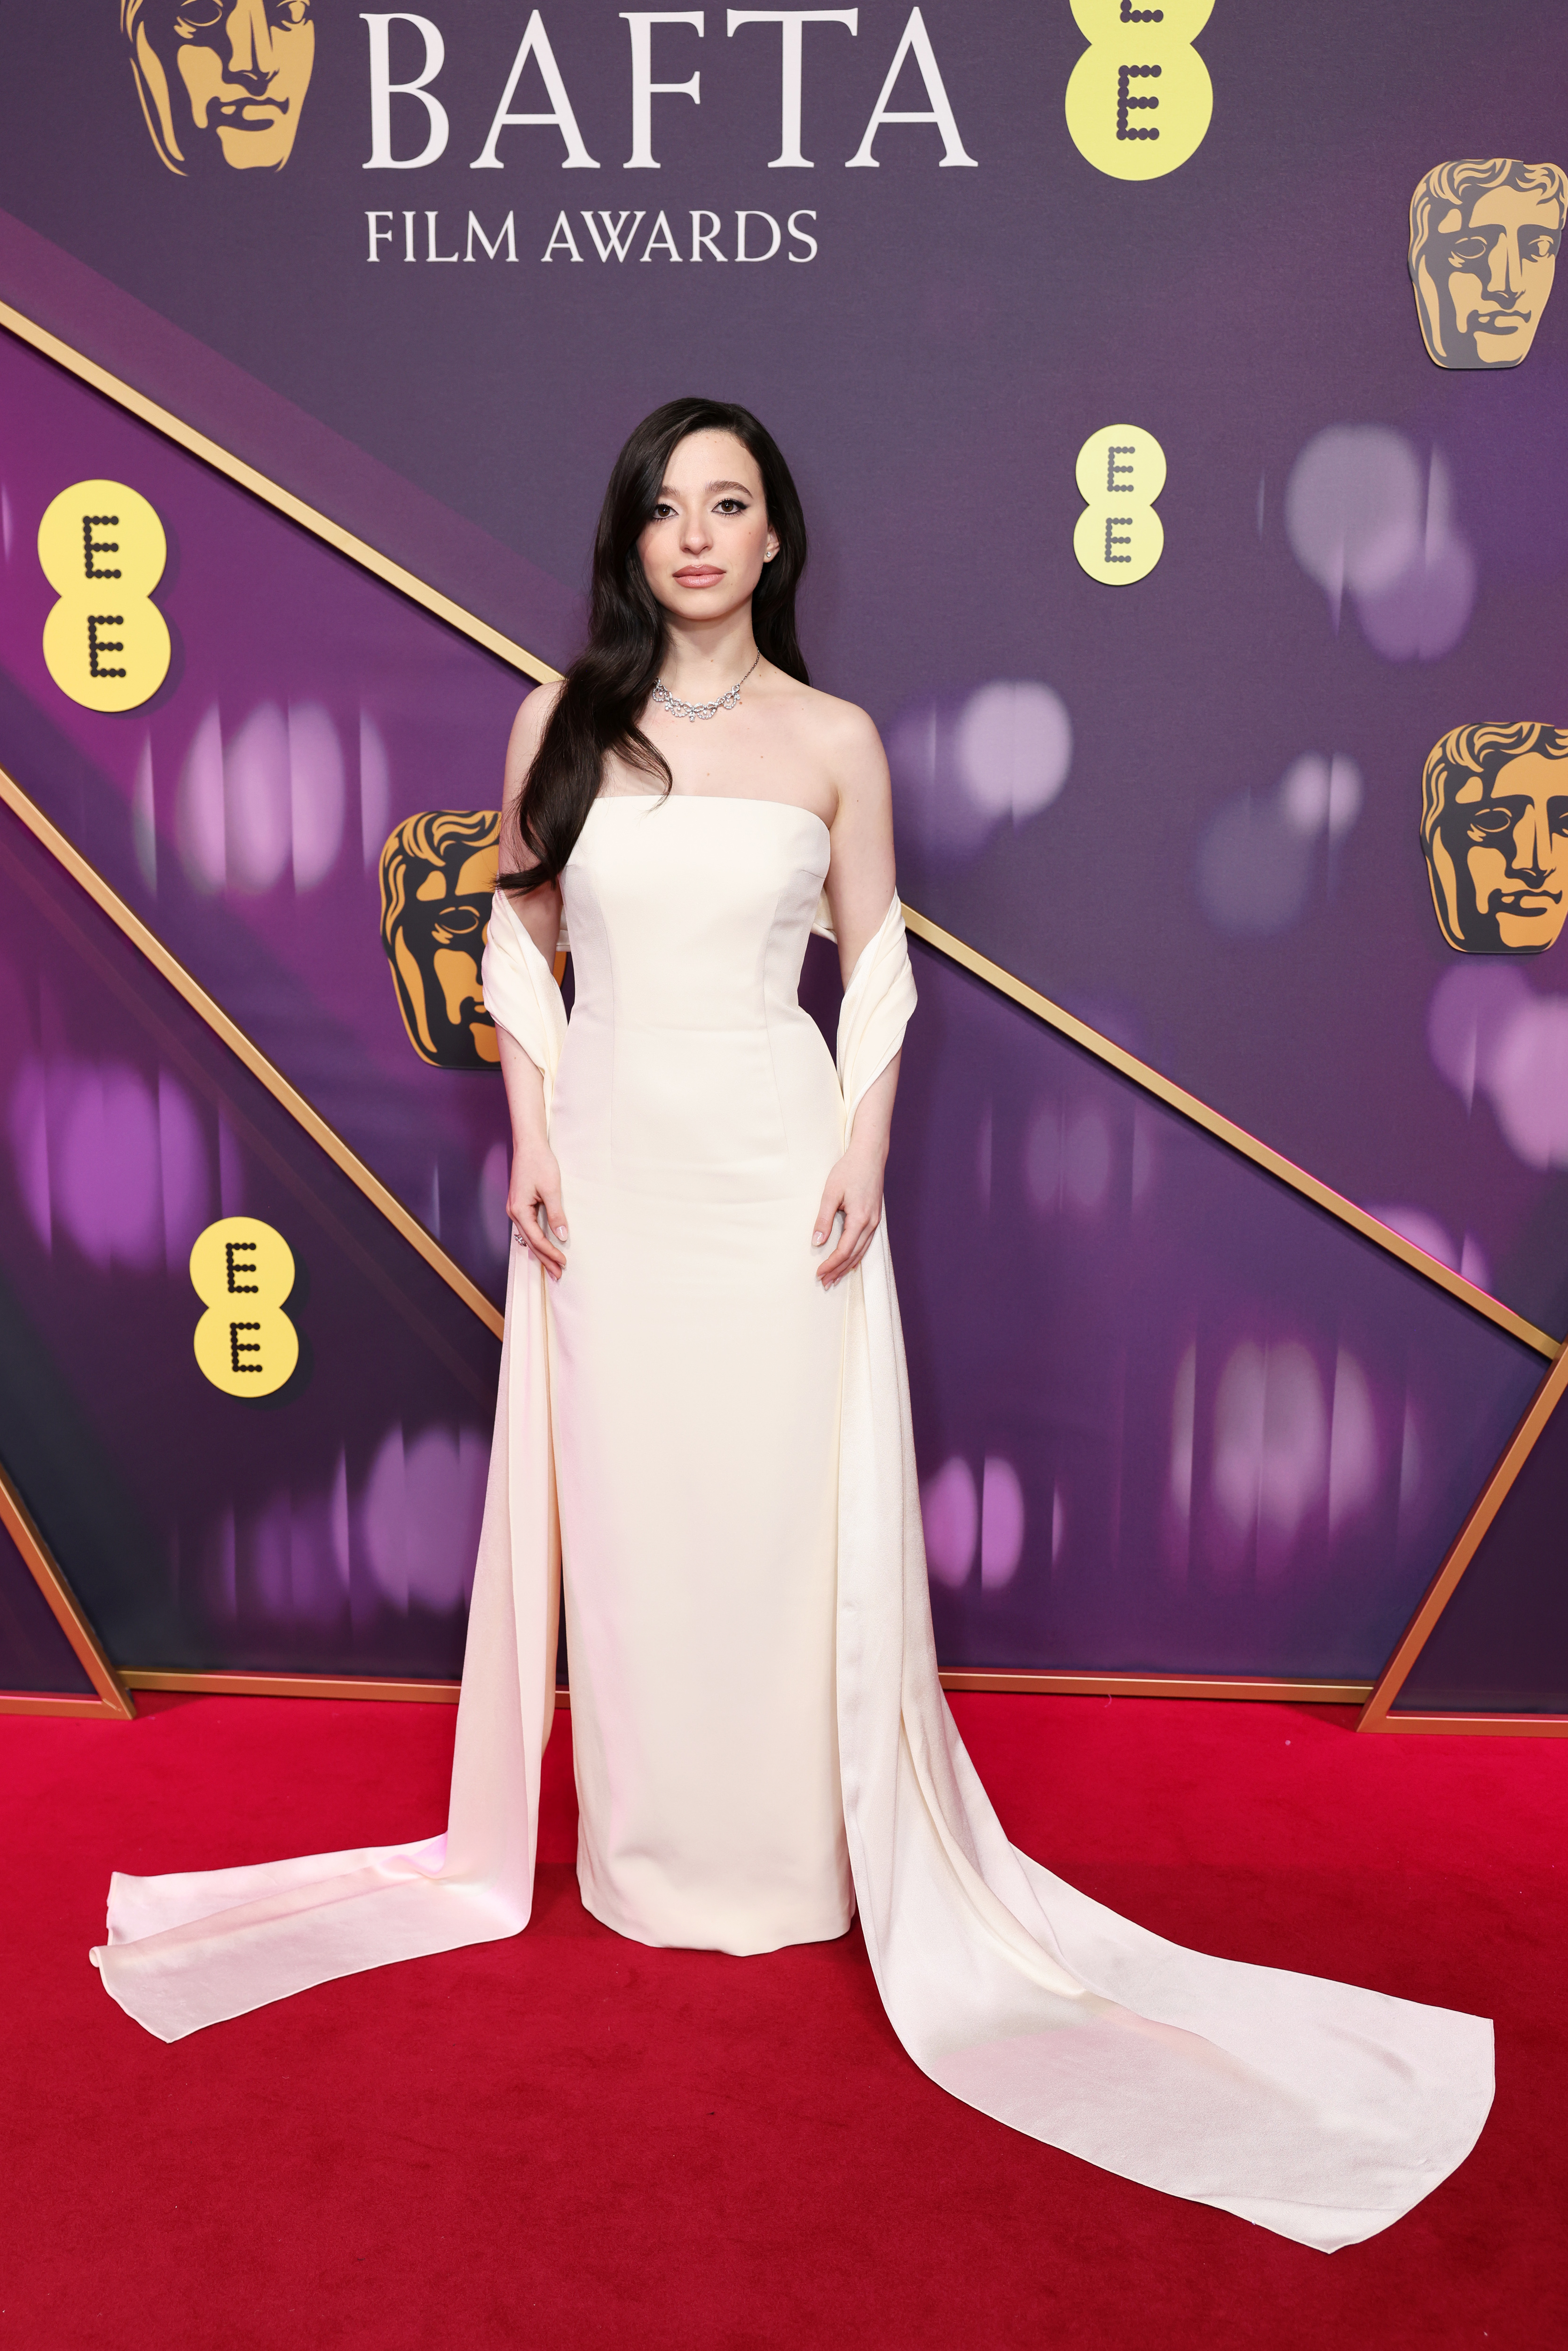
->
[657, 610, 760, 697]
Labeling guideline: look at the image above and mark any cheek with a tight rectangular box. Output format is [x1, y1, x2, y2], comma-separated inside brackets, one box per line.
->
[1448, 270, 1482, 312]
[177, 49, 222, 104]
[724, 517, 771, 566]
[278, 32, 315, 98]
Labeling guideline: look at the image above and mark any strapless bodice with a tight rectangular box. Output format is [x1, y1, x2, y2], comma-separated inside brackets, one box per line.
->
[550, 794, 840, 1202]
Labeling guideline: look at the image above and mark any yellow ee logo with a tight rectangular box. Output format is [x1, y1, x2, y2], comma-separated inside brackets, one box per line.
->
[190, 1218, 300, 1399]
[1073, 425, 1167, 584]
[1065, 0, 1214, 182]
[38, 480, 172, 713]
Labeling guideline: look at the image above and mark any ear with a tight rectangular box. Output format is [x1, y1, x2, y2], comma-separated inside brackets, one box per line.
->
[764, 531, 780, 562]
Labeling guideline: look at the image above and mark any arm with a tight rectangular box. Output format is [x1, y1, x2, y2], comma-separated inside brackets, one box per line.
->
[497, 686, 569, 1279]
[813, 709, 902, 1290]
[500, 685, 565, 962]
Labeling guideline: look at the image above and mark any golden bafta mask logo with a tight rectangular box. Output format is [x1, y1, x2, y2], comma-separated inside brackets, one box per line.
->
[1410, 160, 1565, 370]
[380, 810, 502, 1070]
[123, 0, 315, 175]
[1422, 725, 1568, 956]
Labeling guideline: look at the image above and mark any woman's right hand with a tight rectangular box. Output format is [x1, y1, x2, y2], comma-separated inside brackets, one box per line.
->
[508, 1137, 569, 1280]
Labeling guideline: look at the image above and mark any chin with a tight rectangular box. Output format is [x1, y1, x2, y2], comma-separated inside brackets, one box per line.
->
[665, 587, 746, 619]
[1495, 923, 1557, 953]
[214, 127, 295, 171]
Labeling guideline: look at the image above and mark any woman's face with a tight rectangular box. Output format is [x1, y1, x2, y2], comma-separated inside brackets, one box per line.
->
[637, 432, 779, 627]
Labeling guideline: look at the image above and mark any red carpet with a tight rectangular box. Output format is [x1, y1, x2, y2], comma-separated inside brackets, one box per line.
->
[2, 1691, 1563, 2350]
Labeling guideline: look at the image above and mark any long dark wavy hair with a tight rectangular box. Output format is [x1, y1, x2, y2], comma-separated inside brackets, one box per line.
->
[499, 398, 809, 895]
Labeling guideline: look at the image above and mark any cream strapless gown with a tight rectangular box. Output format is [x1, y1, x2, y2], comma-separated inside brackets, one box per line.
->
[551, 797, 852, 1951]
[91, 794, 1494, 2254]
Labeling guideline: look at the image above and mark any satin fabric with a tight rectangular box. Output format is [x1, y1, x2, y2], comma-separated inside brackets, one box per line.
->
[549, 798, 853, 1951]
[91, 796, 1491, 2251]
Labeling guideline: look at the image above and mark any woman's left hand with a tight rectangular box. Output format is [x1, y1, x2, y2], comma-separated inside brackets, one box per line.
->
[812, 1144, 885, 1288]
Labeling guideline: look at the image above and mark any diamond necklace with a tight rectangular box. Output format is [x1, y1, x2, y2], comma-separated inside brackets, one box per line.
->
[651, 651, 760, 724]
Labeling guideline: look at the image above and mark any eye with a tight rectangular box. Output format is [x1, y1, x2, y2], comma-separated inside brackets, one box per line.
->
[174, 0, 224, 28]
[1522, 231, 1560, 262]
[648, 502, 677, 522]
[1448, 236, 1490, 266]
[714, 498, 749, 515]
[271, 0, 314, 25]
[1466, 806, 1516, 838]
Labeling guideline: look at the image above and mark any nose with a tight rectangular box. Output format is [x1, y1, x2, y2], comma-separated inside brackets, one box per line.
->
[225, 0, 277, 81]
[1487, 229, 1523, 304]
[1512, 807, 1548, 883]
[678, 508, 712, 555]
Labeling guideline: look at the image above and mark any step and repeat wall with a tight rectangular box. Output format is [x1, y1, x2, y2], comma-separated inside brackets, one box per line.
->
[0, 2, 1564, 1710]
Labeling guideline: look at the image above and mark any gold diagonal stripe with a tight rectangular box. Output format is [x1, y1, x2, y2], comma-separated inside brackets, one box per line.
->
[1358, 1333, 1568, 1730]
[0, 766, 505, 1341]
[903, 908, 1557, 1360]
[0, 300, 562, 687]
[0, 300, 1553, 1359]
[0, 817, 497, 1405]
[0, 1453, 134, 1717]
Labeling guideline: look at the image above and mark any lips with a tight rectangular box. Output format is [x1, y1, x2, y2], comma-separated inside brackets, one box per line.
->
[674, 568, 724, 586]
[214, 100, 289, 126]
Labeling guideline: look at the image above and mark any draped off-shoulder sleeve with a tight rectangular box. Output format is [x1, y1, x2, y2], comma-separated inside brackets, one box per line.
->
[835, 897, 917, 1143]
[482, 890, 568, 1105]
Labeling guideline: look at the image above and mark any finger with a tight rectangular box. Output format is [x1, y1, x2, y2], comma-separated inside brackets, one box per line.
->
[525, 1240, 564, 1283]
[511, 1196, 560, 1253]
[826, 1204, 882, 1283]
[843, 1228, 878, 1274]
[541, 1185, 569, 1246]
[846, 1209, 881, 1265]
[818, 1215, 869, 1286]
[514, 1203, 565, 1278]
[811, 1187, 844, 1250]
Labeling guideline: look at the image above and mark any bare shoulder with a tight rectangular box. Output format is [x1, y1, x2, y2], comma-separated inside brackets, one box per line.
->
[774, 678, 886, 771]
[511, 678, 564, 754]
[503, 679, 565, 805]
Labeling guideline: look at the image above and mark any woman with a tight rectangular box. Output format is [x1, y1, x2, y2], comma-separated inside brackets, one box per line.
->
[493, 401, 899, 1954]
[93, 402, 1492, 2252]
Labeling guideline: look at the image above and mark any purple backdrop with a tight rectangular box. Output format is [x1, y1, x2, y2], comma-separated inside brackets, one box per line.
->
[0, 330, 522, 1306]
[0, 799, 501, 1679]
[1394, 1392, 1568, 1714]
[878, 938, 1542, 1680]
[0, 2, 1563, 1703]
[3, 1, 1568, 1328]
[0, 1511, 92, 1696]
[0, 764, 1542, 1689]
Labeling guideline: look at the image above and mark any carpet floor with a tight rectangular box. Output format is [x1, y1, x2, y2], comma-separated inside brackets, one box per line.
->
[1, 1690, 1563, 2351]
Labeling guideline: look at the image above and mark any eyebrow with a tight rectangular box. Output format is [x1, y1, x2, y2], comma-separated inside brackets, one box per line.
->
[657, 480, 756, 499]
